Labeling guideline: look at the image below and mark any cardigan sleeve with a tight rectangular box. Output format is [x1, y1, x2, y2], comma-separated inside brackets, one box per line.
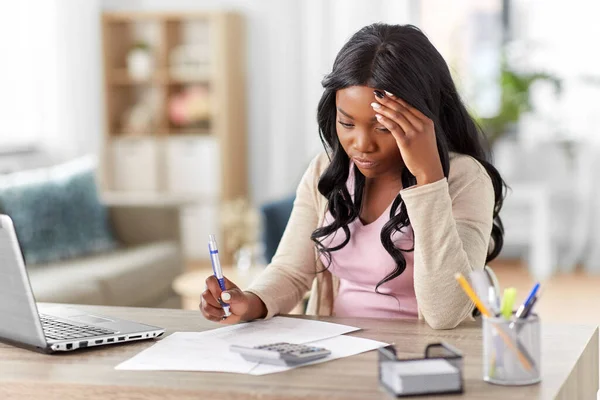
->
[400, 155, 495, 329]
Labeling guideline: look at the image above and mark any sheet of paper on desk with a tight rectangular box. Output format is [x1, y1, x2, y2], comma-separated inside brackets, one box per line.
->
[116, 331, 257, 373]
[249, 335, 388, 375]
[203, 315, 360, 346]
[115, 316, 360, 373]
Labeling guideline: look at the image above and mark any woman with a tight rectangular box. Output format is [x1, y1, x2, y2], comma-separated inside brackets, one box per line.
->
[201, 23, 505, 329]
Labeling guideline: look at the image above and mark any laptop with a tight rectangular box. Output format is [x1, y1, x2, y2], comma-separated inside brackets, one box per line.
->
[0, 214, 165, 353]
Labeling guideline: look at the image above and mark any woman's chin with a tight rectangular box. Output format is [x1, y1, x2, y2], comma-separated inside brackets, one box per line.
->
[356, 166, 380, 178]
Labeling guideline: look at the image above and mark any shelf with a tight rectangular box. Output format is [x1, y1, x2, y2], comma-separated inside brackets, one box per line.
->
[108, 69, 163, 85]
[167, 72, 212, 84]
[108, 133, 159, 139]
[104, 12, 214, 23]
[108, 69, 211, 86]
[168, 128, 212, 136]
[101, 191, 209, 208]
[108, 130, 211, 138]
[101, 11, 246, 265]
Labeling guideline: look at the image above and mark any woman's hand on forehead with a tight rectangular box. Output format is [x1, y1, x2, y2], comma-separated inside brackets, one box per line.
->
[371, 90, 444, 186]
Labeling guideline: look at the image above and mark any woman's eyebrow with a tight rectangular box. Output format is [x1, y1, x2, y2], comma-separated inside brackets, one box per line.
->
[337, 107, 378, 121]
[336, 107, 354, 119]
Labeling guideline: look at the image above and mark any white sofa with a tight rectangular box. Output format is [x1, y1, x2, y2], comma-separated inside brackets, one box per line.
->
[28, 205, 184, 308]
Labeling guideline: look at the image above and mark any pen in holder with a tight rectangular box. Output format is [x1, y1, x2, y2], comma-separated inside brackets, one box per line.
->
[483, 313, 541, 386]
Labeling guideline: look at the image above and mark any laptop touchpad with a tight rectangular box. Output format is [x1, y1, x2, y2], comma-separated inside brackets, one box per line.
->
[71, 315, 115, 324]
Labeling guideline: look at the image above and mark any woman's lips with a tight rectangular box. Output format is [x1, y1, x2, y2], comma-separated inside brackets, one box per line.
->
[353, 157, 378, 169]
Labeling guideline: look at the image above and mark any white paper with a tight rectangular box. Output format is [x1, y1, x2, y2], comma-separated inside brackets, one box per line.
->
[392, 359, 457, 376]
[248, 335, 388, 375]
[115, 316, 360, 373]
[198, 316, 360, 346]
[115, 332, 257, 373]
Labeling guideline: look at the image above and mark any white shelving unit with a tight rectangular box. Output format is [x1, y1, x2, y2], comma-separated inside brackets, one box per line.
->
[101, 12, 247, 264]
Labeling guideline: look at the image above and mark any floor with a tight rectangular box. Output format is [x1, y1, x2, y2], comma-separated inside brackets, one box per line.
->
[489, 259, 600, 325]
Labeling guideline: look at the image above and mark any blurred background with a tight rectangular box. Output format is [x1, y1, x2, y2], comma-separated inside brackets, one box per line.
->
[1, 0, 600, 325]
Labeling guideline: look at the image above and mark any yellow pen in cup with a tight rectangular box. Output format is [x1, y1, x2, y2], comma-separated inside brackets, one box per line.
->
[454, 273, 533, 371]
[501, 288, 517, 320]
[455, 272, 491, 316]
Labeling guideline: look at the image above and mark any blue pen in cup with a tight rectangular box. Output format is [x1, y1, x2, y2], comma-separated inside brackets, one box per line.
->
[208, 234, 231, 317]
[515, 283, 540, 319]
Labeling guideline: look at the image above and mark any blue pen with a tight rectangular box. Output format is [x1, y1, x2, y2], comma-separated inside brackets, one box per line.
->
[515, 283, 540, 319]
[208, 234, 231, 317]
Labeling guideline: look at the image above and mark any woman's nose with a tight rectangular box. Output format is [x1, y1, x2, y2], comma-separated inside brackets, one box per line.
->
[352, 129, 376, 153]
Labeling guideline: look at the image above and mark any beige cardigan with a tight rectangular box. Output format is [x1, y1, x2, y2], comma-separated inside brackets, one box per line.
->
[247, 152, 494, 329]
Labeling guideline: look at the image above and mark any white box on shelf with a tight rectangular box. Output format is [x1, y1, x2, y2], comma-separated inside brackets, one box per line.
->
[165, 136, 221, 198]
[181, 203, 219, 260]
[111, 137, 159, 192]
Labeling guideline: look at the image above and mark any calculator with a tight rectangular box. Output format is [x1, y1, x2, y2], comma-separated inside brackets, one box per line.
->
[230, 342, 331, 366]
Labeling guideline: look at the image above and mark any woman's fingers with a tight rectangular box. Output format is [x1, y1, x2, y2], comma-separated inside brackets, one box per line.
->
[200, 299, 225, 321]
[372, 100, 413, 136]
[220, 288, 245, 306]
[383, 90, 429, 122]
[205, 275, 224, 299]
[375, 114, 406, 144]
[223, 276, 239, 290]
[202, 289, 221, 308]
[200, 275, 247, 324]
[372, 98, 423, 136]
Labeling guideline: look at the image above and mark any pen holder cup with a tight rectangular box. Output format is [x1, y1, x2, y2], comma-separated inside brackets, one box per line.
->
[482, 314, 541, 386]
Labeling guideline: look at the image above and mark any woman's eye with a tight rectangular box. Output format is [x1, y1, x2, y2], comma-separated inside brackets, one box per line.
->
[338, 121, 354, 128]
[376, 126, 390, 133]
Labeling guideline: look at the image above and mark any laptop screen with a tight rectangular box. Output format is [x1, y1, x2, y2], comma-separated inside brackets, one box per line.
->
[0, 214, 47, 349]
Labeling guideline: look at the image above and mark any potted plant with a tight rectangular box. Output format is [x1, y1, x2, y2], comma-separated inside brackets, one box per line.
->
[478, 58, 562, 146]
[127, 41, 154, 80]
[474, 51, 562, 179]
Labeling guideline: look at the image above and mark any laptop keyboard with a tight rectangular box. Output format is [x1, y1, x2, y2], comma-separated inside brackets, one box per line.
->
[40, 314, 116, 341]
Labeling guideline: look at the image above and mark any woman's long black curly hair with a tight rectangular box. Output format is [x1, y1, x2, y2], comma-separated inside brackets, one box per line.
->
[310, 24, 506, 292]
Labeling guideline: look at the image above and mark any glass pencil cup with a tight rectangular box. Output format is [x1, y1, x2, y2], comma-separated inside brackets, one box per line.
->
[482, 313, 541, 386]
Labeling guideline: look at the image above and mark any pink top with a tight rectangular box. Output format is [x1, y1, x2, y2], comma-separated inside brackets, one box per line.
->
[319, 165, 418, 319]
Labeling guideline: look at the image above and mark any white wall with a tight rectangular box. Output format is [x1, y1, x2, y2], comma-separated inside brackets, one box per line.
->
[511, 0, 600, 146]
[0, 0, 102, 168]
[0, 1, 60, 155]
[56, 1, 104, 159]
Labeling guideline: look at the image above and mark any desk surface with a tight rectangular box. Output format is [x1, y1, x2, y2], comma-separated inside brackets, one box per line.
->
[0, 305, 597, 400]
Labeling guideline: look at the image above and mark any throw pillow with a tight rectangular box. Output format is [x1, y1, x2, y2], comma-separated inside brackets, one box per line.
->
[0, 155, 118, 265]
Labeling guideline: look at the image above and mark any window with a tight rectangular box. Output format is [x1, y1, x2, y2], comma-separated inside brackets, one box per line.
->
[0, 1, 58, 153]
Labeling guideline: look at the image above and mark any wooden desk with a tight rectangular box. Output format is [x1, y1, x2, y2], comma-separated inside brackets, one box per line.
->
[0, 305, 597, 400]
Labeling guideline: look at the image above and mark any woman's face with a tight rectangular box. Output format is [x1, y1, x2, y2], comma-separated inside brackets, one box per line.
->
[336, 85, 403, 180]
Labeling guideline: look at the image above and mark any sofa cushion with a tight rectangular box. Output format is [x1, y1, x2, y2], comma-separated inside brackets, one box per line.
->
[0, 156, 117, 265]
[28, 241, 181, 307]
[260, 194, 295, 263]
[30, 279, 105, 305]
